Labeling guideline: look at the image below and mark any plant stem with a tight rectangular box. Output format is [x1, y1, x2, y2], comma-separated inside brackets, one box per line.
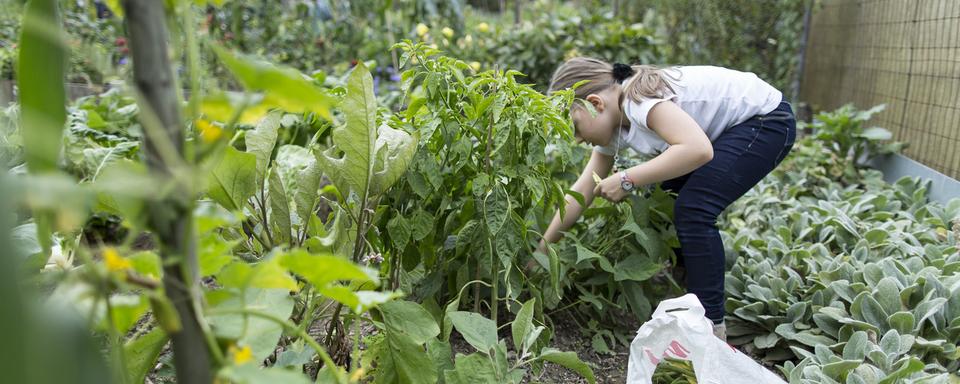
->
[489, 234, 498, 325]
[122, 0, 211, 382]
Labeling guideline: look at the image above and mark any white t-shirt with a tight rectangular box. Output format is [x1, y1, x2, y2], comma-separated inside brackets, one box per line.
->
[595, 66, 782, 157]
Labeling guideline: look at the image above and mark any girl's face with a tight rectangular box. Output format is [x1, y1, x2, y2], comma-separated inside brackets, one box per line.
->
[570, 87, 623, 147]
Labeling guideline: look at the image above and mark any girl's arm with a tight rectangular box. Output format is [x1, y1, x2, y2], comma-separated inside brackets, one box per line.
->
[595, 101, 712, 202]
[625, 101, 713, 184]
[539, 150, 615, 251]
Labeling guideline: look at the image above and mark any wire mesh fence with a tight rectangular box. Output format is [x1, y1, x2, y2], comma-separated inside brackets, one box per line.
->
[800, 0, 960, 180]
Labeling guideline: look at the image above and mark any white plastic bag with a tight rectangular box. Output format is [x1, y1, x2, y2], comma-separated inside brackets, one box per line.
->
[626, 294, 786, 384]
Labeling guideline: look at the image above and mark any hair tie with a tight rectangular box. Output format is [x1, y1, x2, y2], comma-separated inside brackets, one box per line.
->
[612, 63, 635, 83]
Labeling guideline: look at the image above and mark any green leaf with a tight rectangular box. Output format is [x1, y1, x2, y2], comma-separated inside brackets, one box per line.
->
[197, 232, 237, 276]
[575, 245, 603, 265]
[369, 124, 418, 196]
[213, 45, 332, 120]
[246, 112, 281, 183]
[377, 332, 437, 384]
[278, 250, 378, 288]
[274, 340, 315, 369]
[612, 255, 661, 282]
[537, 348, 596, 384]
[128, 251, 162, 279]
[448, 311, 498, 353]
[380, 300, 440, 344]
[512, 298, 536, 352]
[483, 185, 509, 235]
[217, 364, 312, 384]
[18, 0, 67, 174]
[410, 209, 434, 241]
[387, 213, 411, 250]
[753, 333, 780, 349]
[822, 359, 863, 380]
[316, 63, 417, 203]
[863, 228, 889, 245]
[124, 328, 168, 384]
[18, 0, 67, 255]
[278, 145, 321, 230]
[842, 331, 869, 361]
[268, 169, 292, 245]
[887, 311, 915, 335]
[207, 146, 258, 212]
[108, 294, 149, 334]
[443, 353, 500, 384]
[218, 257, 298, 291]
[874, 277, 901, 315]
[912, 297, 947, 332]
[208, 288, 296, 363]
[319, 287, 400, 314]
[877, 357, 924, 384]
[858, 127, 892, 141]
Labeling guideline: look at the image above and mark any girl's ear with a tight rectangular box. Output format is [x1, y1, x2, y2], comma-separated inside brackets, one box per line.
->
[585, 94, 604, 112]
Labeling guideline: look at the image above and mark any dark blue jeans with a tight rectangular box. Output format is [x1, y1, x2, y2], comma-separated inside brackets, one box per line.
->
[660, 100, 797, 323]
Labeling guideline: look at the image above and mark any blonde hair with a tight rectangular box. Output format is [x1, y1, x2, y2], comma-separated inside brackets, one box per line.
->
[548, 57, 680, 106]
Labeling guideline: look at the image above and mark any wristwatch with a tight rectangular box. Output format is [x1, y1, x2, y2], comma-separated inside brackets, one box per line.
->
[620, 171, 635, 192]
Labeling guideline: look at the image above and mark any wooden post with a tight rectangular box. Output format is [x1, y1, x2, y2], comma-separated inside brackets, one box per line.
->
[121, 1, 211, 383]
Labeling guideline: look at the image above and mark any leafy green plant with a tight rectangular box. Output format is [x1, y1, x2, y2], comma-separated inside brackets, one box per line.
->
[381, 41, 577, 324]
[718, 106, 959, 382]
[810, 104, 906, 183]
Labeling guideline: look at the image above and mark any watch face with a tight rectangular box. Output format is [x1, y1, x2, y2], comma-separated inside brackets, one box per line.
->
[621, 180, 634, 191]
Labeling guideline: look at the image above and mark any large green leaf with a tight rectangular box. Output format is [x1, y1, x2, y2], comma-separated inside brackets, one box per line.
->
[612, 255, 661, 282]
[268, 169, 292, 245]
[316, 62, 377, 199]
[382, 331, 438, 384]
[483, 185, 509, 235]
[278, 250, 378, 287]
[246, 112, 281, 183]
[123, 328, 168, 384]
[537, 348, 596, 384]
[218, 255, 299, 292]
[512, 298, 536, 352]
[369, 124, 418, 196]
[18, 0, 68, 255]
[213, 46, 332, 120]
[18, 0, 66, 174]
[207, 146, 258, 211]
[208, 288, 296, 363]
[380, 300, 441, 344]
[443, 353, 500, 384]
[276, 145, 321, 232]
[316, 63, 417, 201]
[448, 311, 498, 354]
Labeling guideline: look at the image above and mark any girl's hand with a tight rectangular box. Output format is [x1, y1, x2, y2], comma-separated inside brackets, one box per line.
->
[594, 174, 629, 202]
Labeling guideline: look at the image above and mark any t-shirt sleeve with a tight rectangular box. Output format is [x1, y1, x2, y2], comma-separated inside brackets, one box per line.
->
[630, 96, 678, 131]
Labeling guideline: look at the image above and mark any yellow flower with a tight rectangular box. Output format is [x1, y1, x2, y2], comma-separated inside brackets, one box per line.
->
[470, 62, 481, 72]
[415, 23, 429, 37]
[103, 247, 132, 272]
[464, 34, 473, 45]
[349, 367, 366, 382]
[229, 344, 253, 365]
[442, 27, 454, 39]
[196, 119, 223, 143]
[477, 22, 490, 33]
